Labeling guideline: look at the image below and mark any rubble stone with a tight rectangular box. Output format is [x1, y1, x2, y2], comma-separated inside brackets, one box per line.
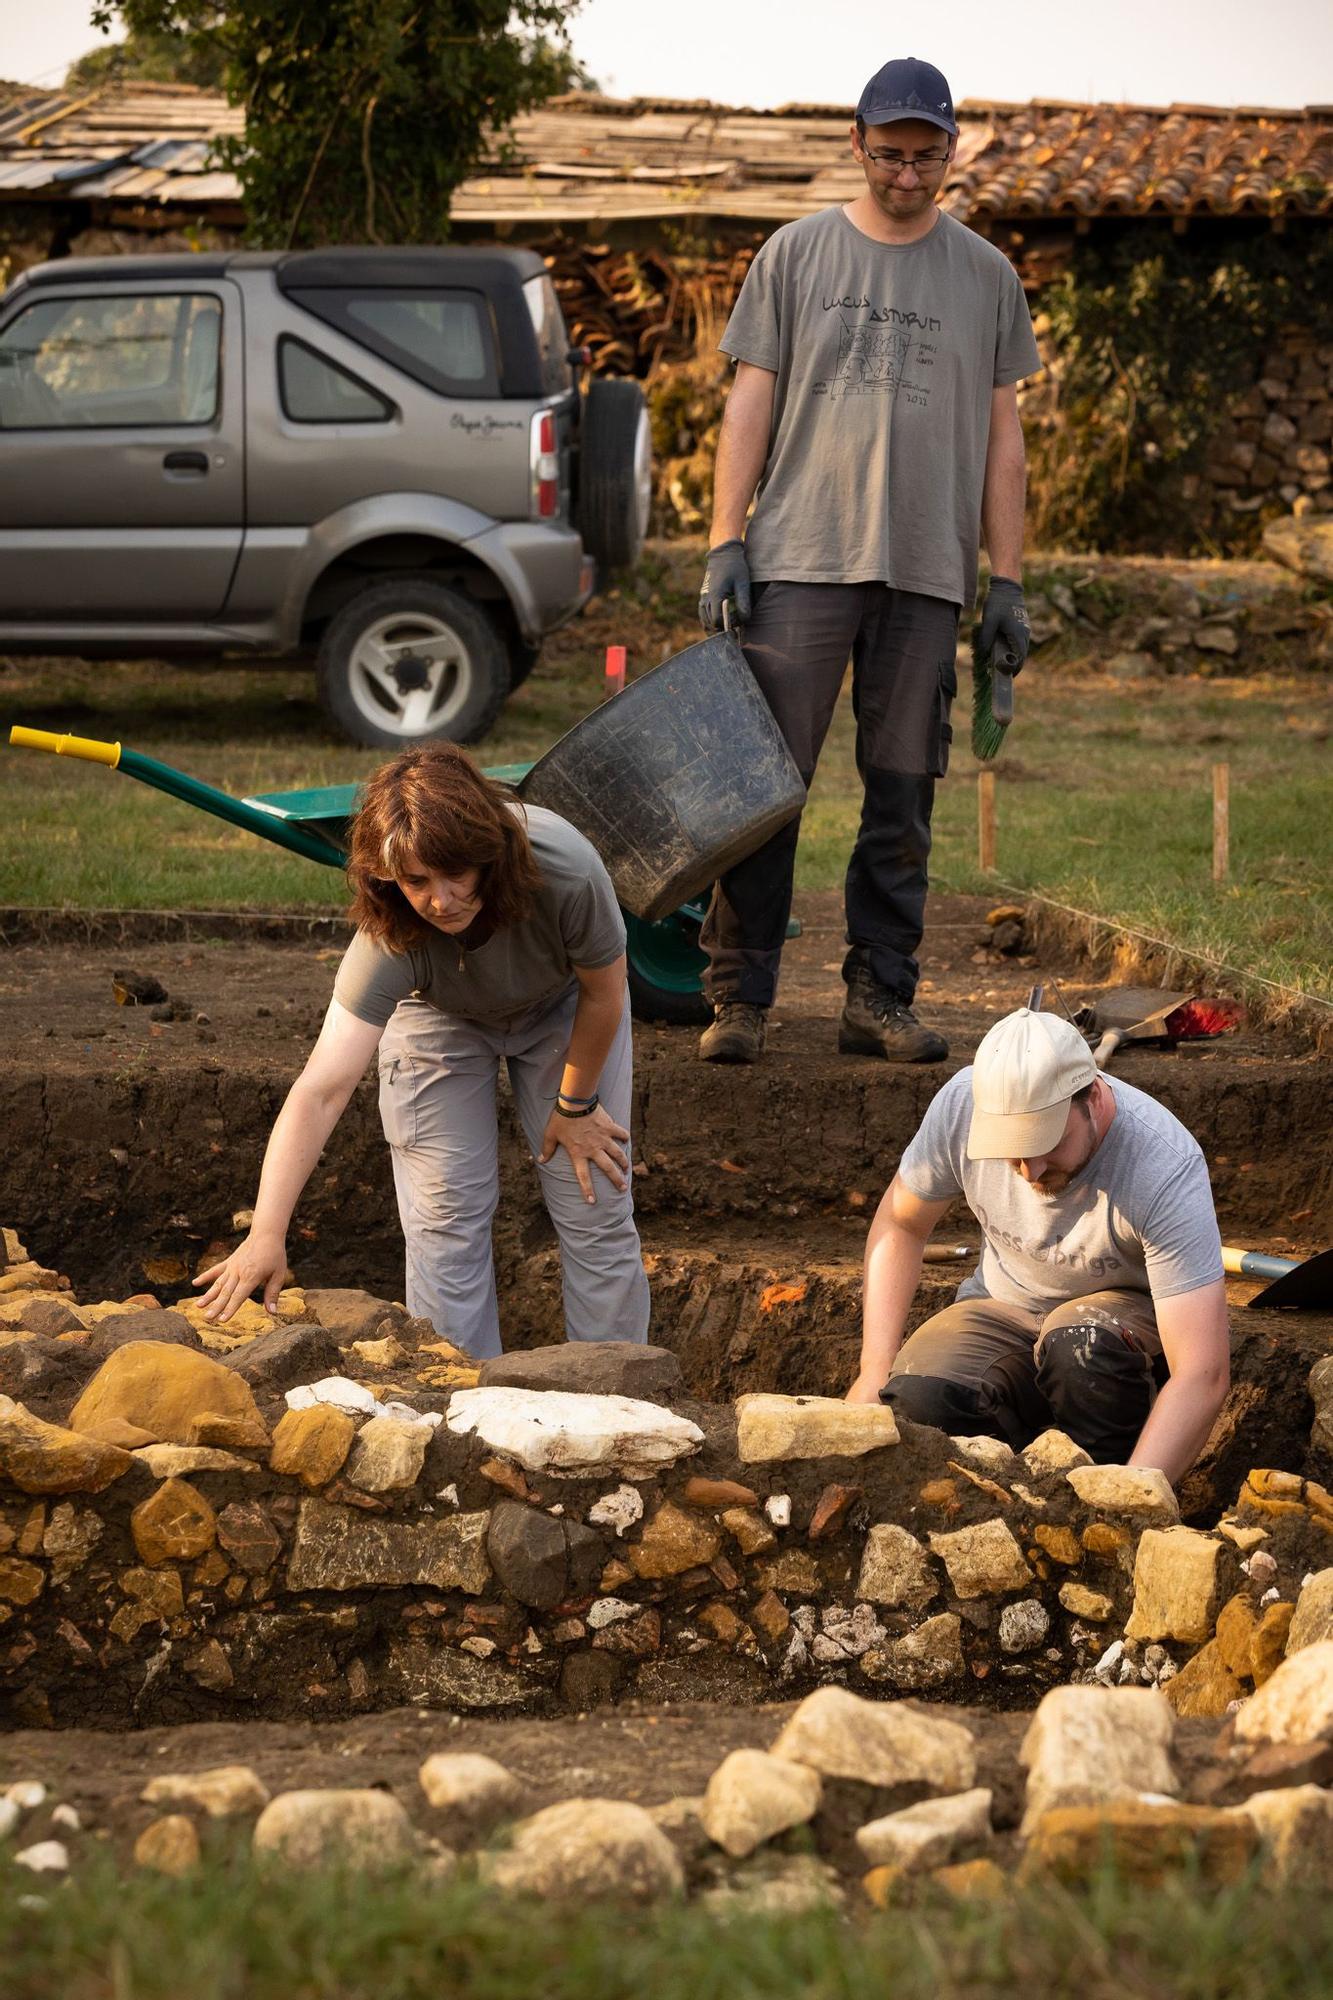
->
[142, 1766, 270, 1817]
[1233, 1640, 1333, 1744]
[855, 1788, 992, 1872]
[268, 1405, 356, 1488]
[1058, 1582, 1113, 1621]
[0, 1395, 132, 1494]
[1286, 1569, 1333, 1653]
[1021, 1430, 1091, 1475]
[859, 1613, 966, 1691]
[445, 1388, 702, 1478]
[479, 1342, 682, 1401]
[772, 1685, 975, 1790]
[999, 1599, 1050, 1652]
[70, 1341, 269, 1448]
[133, 1816, 200, 1876]
[1066, 1463, 1179, 1522]
[132, 1445, 260, 1478]
[1125, 1527, 1228, 1643]
[700, 1749, 822, 1857]
[253, 1789, 417, 1870]
[1162, 1639, 1245, 1718]
[1251, 1600, 1296, 1683]
[481, 1798, 683, 1902]
[131, 1477, 217, 1565]
[418, 1752, 521, 1831]
[485, 1500, 601, 1608]
[629, 1500, 721, 1579]
[736, 1393, 898, 1462]
[215, 1501, 283, 1575]
[1238, 1784, 1333, 1888]
[345, 1414, 430, 1493]
[1019, 1685, 1178, 1833]
[1022, 1802, 1256, 1886]
[286, 1498, 490, 1593]
[928, 1518, 1032, 1598]
[856, 1523, 939, 1609]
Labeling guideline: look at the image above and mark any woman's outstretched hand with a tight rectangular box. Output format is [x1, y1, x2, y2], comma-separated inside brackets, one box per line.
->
[539, 1104, 630, 1203]
[193, 1229, 289, 1322]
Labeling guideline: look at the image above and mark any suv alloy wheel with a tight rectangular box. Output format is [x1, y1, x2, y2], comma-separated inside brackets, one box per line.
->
[316, 576, 510, 748]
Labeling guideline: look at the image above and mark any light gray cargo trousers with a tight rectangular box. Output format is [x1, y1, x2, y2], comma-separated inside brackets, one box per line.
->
[377, 984, 650, 1361]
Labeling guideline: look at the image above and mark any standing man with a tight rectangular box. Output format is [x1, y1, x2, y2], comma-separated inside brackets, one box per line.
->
[847, 1007, 1230, 1486]
[697, 57, 1039, 1065]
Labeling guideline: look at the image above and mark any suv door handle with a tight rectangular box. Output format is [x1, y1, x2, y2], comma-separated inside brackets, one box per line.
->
[163, 451, 209, 474]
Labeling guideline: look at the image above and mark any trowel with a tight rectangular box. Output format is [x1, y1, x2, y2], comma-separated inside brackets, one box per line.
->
[1222, 1244, 1333, 1311]
[1084, 987, 1246, 1069]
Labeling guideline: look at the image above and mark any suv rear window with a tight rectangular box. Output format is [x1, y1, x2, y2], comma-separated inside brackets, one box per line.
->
[286, 287, 498, 399]
[0, 291, 220, 429]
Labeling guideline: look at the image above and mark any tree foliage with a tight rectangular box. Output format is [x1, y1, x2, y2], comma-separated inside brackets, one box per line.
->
[1026, 225, 1333, 554]
[88, 1, 585, 247]
[66, 25, 227, 92]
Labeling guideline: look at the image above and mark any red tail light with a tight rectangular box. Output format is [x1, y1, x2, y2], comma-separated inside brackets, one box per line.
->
[531, 409, 558, 518]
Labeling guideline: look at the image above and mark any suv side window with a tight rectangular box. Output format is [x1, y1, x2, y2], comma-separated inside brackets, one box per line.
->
[0, 292, 221, 429]
[286, 287, 498, 399]
[278, 337, 393, 423]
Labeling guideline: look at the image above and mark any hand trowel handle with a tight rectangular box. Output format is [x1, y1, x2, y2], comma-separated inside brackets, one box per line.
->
[989, 642, 1015, 725]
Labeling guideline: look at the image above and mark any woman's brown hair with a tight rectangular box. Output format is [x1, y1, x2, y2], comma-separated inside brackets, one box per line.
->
[346, 744, 543, 951]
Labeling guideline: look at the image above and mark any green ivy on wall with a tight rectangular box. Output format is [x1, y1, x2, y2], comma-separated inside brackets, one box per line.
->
[1026, 225, 1333, 554]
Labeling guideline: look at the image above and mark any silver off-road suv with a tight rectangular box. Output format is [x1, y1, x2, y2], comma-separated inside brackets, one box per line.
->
[0, 247, 651, 745]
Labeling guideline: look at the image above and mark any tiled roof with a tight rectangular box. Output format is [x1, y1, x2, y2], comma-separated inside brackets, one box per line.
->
[0, 82, 1327, 226]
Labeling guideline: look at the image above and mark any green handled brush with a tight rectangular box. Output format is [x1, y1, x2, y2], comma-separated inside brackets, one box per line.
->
[971, 635, 1017, 762]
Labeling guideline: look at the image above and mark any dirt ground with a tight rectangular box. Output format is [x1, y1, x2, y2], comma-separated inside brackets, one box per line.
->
[0, 1699, 1245, 1884]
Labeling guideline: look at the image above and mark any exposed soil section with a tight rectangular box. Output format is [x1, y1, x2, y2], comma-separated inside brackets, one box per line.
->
[2, 887, 1327, 1301]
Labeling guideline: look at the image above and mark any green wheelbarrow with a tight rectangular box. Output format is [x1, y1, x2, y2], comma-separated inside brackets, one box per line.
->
[8, 725, 799, 1029]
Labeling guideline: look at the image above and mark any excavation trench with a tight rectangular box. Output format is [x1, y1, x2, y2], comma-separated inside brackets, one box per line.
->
[1, 911, 1330, 1737]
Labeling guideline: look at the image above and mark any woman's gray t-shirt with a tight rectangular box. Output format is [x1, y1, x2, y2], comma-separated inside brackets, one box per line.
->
[898, 1070, 1223, 1312]
[333, 805, 626, 1029]
[722, 207, 1041, 607]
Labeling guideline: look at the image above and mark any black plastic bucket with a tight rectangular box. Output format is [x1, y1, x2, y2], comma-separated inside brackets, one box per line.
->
[519, 629, 807, 921]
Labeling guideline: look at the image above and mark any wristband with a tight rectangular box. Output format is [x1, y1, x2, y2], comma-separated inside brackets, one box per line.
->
[556, 1093, 600, 1119]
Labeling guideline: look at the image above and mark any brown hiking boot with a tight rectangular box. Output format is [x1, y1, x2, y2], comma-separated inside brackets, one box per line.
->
[838, 969, 948, 1063]
[699, 1001, 768, 1064]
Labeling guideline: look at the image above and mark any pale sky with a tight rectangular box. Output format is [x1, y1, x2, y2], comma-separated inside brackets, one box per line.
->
[4, 0, 1332, 109]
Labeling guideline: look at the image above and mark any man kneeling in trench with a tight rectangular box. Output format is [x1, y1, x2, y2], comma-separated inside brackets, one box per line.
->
[846, 1006, 1230, 1485]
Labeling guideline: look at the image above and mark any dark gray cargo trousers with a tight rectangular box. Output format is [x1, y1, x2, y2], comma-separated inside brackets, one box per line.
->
[700, 580, 960, 1009]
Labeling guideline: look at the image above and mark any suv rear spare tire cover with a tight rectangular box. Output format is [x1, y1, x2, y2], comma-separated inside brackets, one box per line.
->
[316, 576, 509, 749]
[578, 378, 652, 573]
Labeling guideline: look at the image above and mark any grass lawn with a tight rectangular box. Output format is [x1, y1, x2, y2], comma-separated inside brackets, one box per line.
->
[1, 539, 1329, 1002]
[2, 1852, 1332, 2000]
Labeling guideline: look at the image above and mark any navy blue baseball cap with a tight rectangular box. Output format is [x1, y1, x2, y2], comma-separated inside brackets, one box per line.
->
[856, 58, 957, 137]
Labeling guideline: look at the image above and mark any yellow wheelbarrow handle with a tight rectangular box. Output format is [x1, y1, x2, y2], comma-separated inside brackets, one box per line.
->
[9, 725, 122, 768]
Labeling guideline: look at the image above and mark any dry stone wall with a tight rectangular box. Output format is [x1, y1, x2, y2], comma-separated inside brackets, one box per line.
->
[2, 1241, 1331, 1733]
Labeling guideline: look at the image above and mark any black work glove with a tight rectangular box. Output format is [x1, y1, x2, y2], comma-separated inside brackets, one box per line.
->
[976, 575, 1031, 674]
[698, 539, 752, 635]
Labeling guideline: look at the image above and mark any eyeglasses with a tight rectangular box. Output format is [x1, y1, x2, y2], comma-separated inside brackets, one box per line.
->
[861, 147, 950, 178]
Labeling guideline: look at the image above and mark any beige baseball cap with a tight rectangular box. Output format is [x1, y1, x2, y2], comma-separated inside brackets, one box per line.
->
[967, 1008, 1099, 1161]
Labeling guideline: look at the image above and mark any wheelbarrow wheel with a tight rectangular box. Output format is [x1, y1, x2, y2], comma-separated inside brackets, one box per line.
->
[316, 576, 509, 748]
[624, 905, 710, 1028]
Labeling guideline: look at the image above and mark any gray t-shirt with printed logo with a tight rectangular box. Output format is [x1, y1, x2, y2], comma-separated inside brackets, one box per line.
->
[721, 207, 1041, 607]
[333, 805, 626, 1030]
[897, 1069, 1223, 1313]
